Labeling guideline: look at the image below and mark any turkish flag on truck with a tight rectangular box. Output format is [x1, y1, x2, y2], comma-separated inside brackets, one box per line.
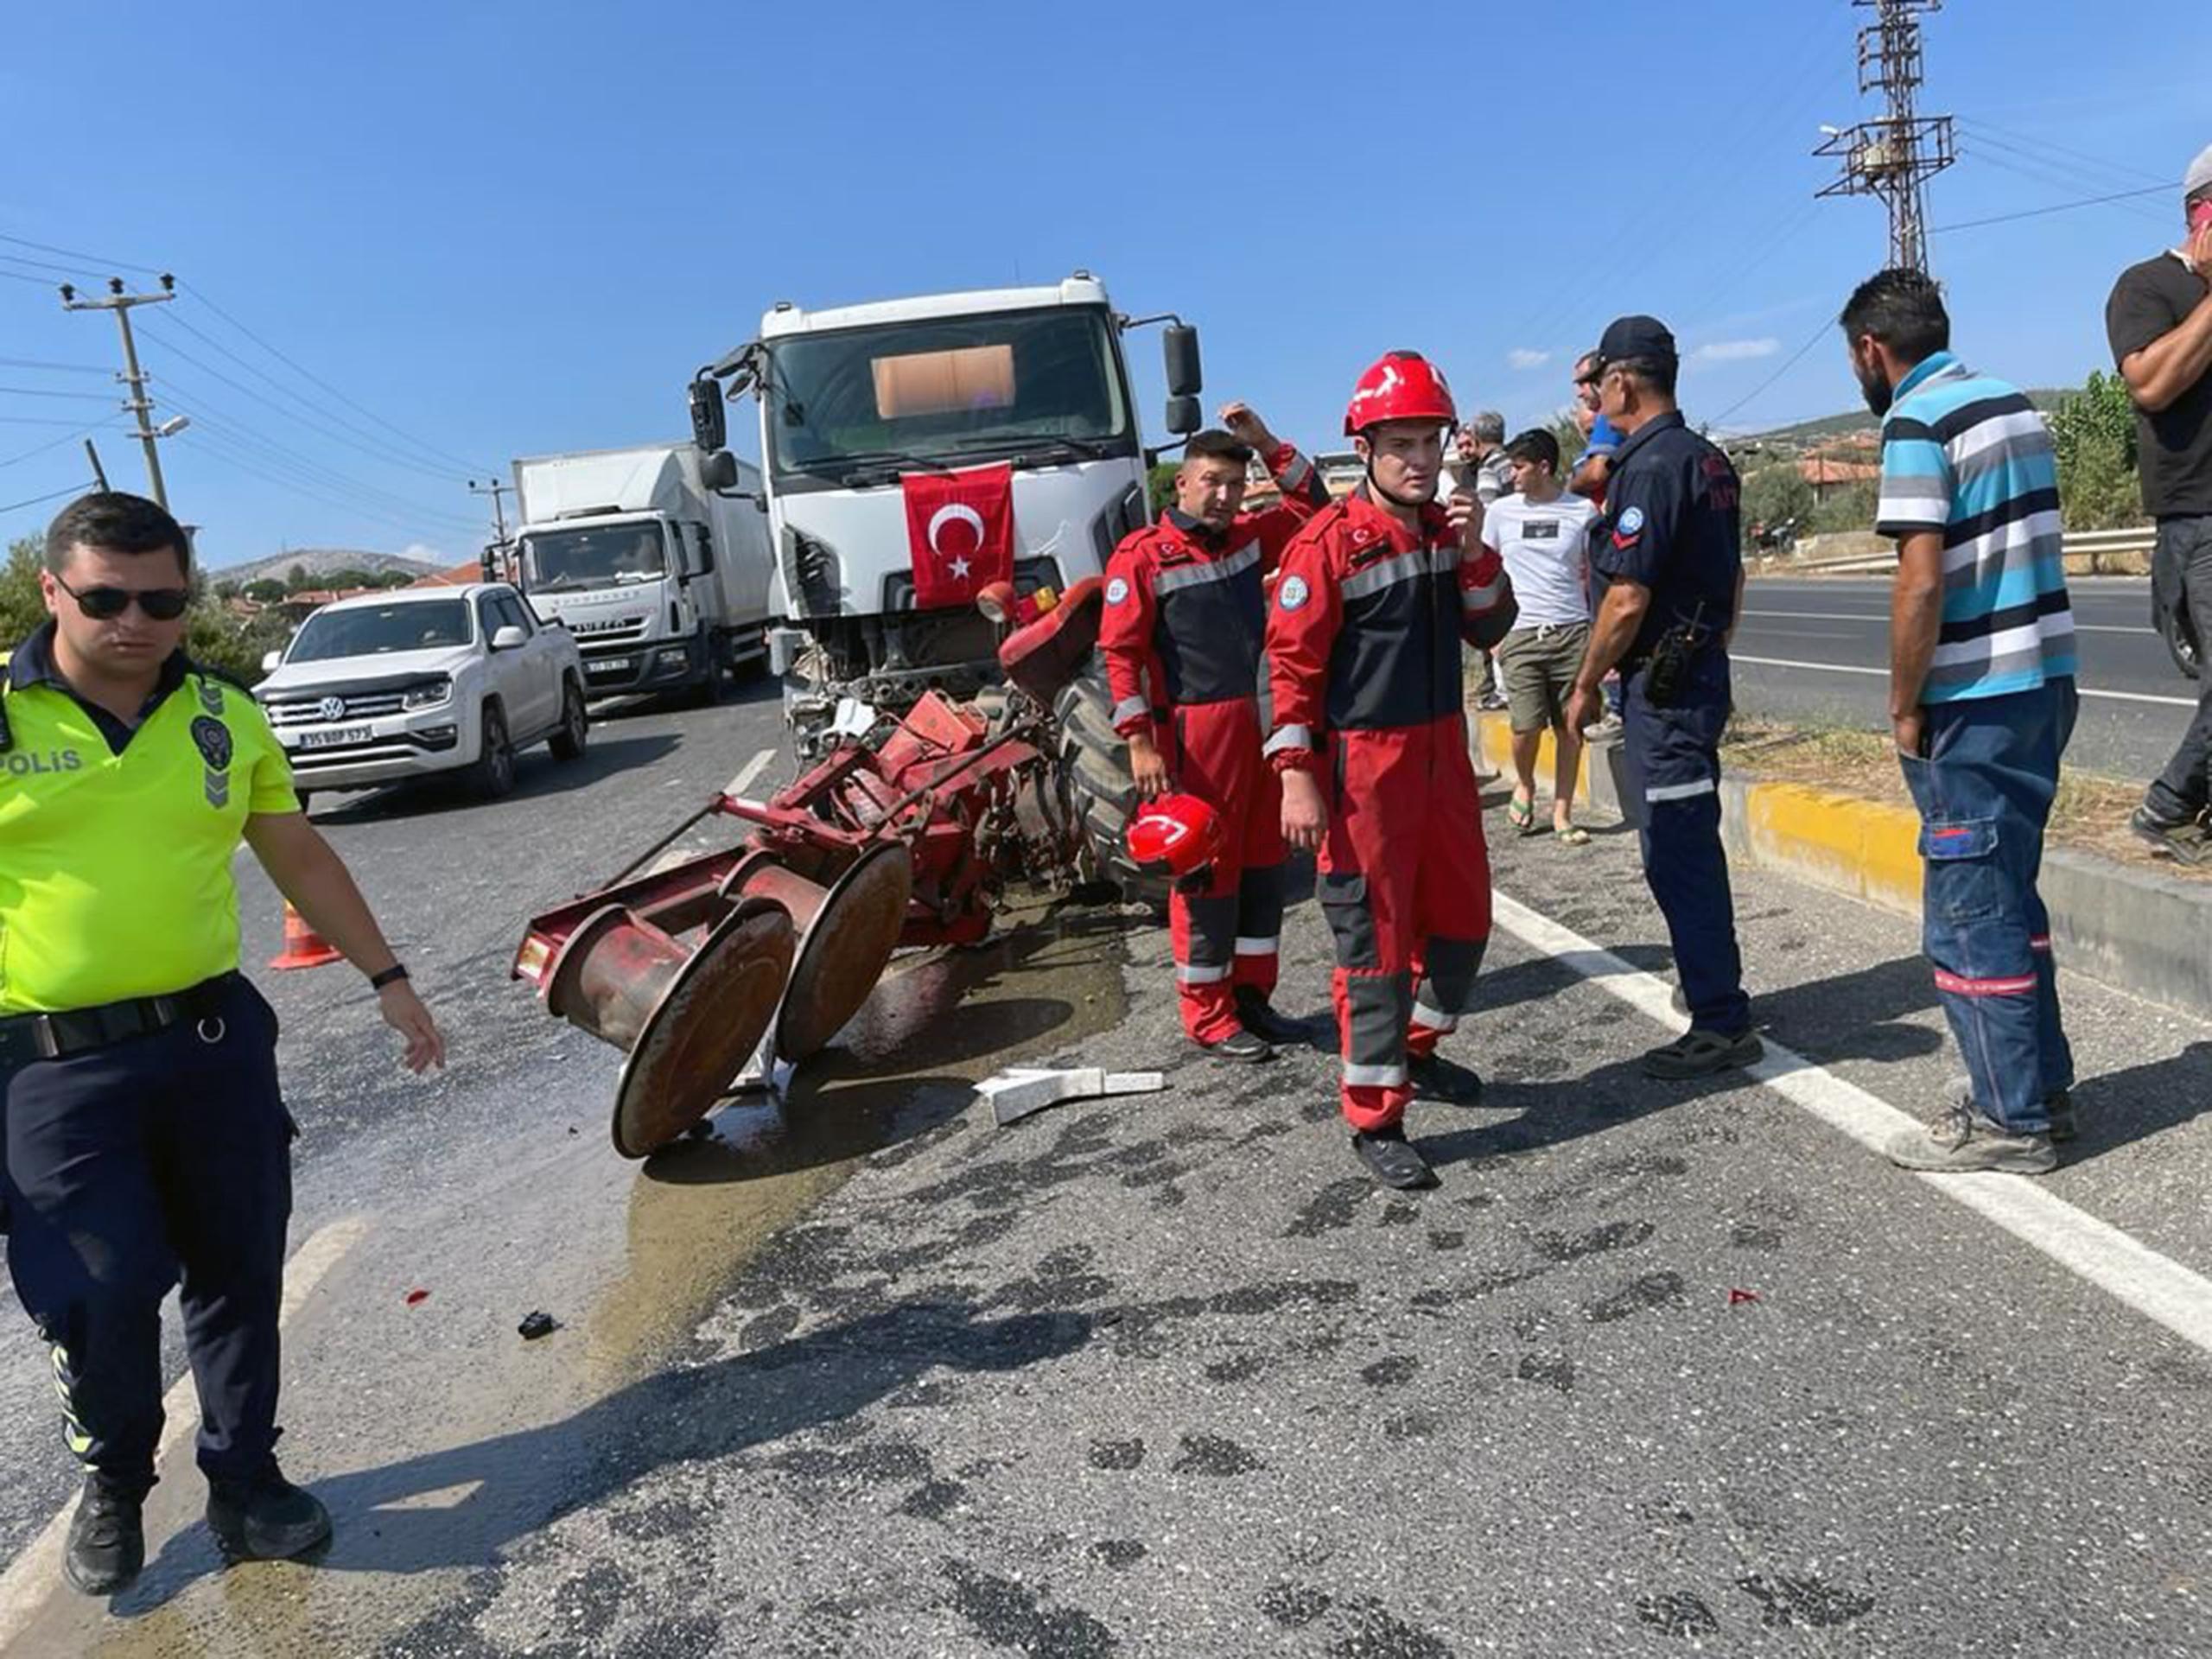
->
[902, 463, 1014, 610]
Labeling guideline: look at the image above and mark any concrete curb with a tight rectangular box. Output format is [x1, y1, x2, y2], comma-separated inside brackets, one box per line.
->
[1473, 713, 2212, 1016]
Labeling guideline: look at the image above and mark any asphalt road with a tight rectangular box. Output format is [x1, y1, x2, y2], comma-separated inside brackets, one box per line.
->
[4, 693, 2212, 1656]
[1733, 576, 2201, 784]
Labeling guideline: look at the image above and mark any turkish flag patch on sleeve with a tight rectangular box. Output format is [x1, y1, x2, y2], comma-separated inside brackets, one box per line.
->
[902, 463, 1015, 609]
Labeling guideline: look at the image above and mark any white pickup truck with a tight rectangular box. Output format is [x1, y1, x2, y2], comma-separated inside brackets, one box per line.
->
[254, 582, 588, 806]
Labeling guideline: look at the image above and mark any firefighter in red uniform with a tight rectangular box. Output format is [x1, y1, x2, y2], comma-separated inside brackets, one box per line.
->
[1266, 353, 1518, 1188]
[1100, 405, 1331, 1060]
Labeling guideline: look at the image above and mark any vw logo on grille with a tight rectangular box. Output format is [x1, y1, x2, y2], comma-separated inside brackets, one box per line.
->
[317, 696, 347, 722]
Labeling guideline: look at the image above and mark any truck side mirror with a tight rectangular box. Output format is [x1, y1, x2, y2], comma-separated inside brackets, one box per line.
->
[1162, 325, 1202, 397]
[1165, 395, 1202, 436]
[688, 378, 728, 453]
[702, 449, 741, 492]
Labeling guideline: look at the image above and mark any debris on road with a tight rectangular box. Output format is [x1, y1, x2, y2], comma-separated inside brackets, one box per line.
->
[404, 1288, 429, 1306]
[517, 1310, 559, 1340]
[977, 1065, 1166, 1127]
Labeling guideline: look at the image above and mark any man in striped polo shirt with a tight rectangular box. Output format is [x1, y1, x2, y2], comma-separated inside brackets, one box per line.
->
[1844, 268, 2080, 1174]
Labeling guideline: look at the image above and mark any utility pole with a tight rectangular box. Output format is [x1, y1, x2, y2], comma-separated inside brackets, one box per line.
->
[60, 274, 187, 509]
[1814, 0, 1956, 273]
[468, 476, 512, 543]
[83, 439, 109, 493]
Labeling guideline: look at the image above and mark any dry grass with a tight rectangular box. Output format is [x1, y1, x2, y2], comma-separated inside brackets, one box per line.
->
[1721, 715, 2206, 881]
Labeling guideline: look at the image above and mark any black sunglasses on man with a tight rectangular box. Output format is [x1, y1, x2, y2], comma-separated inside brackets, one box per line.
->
[52, 570, 192, 621]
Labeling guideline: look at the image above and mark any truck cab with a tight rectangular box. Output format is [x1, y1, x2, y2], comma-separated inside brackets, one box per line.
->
[688, 273, 1201, 753]
[511, 443, 772, 699]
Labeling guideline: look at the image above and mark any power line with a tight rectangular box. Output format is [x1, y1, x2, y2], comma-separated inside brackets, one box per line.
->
[183, 432, 476, 543]
[0, 231, 165, 276]
[0, 386, 115, 402]
[0, 480, 99, 518]
[1956, 118, 2168, 189]
[160, 395, 484, 534]
[149, 308, 474, 482]
[1709, 318, 1837, 429]
[0, 357, 111, 374]
[181, 285, 497, 475]
[132, 319, 474, 495]
[1956, 138, 2169, 226]
[1932, 182, 2177, 235]
[0, 416, 126, 472]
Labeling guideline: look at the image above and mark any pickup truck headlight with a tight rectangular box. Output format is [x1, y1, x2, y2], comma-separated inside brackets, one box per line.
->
[402, 676, 454, 710]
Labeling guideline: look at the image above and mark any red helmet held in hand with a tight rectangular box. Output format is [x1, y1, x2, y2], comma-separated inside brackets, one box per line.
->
[1127, 792, 1225, 880]
[1343, 351, 1457, 436]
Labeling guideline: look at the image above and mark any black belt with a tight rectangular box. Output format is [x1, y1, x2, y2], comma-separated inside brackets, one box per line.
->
[1, 974, 239, 1063]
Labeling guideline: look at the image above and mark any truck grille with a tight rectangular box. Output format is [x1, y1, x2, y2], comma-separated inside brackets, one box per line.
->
[266, 691, 408, 726]
[568, 614, 650, 643]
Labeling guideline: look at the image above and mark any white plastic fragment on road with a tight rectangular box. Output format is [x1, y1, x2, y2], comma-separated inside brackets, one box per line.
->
[979, 1066, 1166, 1127]
[1491, 890, 2212, 1359]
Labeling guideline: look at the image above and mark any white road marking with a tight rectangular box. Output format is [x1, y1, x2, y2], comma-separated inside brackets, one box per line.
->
[1490, 893, 2212, 1357]
[1730, 653, 2198, 708]
[0, 1216, 368, 1646]
[1744, 607, 2152, 637]
[721, 747, 778, 802]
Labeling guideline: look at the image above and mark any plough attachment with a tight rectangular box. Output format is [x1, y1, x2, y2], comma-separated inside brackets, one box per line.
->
[513, 580, 1117, 1157]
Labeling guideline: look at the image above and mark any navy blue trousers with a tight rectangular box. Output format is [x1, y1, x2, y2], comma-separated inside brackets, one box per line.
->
[0, 975, 293, 1490]
[1620, 653, 1751, 1038]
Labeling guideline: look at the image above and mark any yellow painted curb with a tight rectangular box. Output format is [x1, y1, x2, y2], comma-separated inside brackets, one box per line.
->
[1742, 780, 1923, 915]
[1472, 710, 1592, 800]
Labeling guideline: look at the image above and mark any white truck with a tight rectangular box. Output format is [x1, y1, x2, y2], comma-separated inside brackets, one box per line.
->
[509, 442, 774, 700]
[682, 272, 1204, 760]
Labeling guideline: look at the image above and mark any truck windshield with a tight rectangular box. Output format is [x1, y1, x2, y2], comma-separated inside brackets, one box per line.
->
[288, 601, 474, 662]
[521, 523, 668, 592]
[765, 305, 1132, 483]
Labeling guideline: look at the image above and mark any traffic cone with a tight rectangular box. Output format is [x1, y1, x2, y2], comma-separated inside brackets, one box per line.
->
[270, 901, 343, 971]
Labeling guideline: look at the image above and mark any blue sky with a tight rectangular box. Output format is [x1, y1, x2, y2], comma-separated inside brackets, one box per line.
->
[3, 0, 2207, 569]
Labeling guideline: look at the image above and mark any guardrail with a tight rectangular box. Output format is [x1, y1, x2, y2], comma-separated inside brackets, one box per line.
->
[1755, 524, 2158, 579]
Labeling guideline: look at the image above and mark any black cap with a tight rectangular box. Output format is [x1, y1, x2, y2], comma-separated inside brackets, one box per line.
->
[1597, 315, 1678, 367]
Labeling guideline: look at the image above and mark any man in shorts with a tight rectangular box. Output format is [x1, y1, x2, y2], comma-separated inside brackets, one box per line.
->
[1484, 429, 1601, 842]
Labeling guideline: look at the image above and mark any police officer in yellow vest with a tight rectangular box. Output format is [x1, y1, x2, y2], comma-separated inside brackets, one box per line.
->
[0, 493, 446, 1598]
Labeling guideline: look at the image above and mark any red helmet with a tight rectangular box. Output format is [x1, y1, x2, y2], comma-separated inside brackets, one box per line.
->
[1127, 792, 1225, 879]
[1343, 350, 1457, 436]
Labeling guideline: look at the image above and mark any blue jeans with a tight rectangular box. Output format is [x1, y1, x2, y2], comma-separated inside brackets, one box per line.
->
[1898, 680, 2078, 1134]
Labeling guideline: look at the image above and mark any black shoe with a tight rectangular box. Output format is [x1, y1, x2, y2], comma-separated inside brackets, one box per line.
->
[1351, 1127, 1437, 1190]
[1643, 1027, 1764, 1080]
[2130, 806, 2211, 866]
[65, 1473, 146, 1597]
[1197, 1027, 1274, 1065]
[207, 1468, 332, 1563]
[1408, 1052, 1484, 1105]
[1233, 987, 1306, 1047]
[2045, 1088, 2078, 1144]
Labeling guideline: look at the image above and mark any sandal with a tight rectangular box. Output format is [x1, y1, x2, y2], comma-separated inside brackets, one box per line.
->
[1507, 793, 1535, 835]
[1555, 823, 1590, 847]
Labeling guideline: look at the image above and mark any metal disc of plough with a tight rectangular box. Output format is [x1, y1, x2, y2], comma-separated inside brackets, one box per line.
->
[543, 896, 798, 1158]
[721, 840, 913, 1064]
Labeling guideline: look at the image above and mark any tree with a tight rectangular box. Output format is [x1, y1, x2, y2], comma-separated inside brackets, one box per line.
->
[1146, 460, 1180, 515]
[1548, 411, 1587, 472]
[244, 578, 287, 604]
[285, 562, 308, 592]
[2049, 370, 2142, 531]
[1739, 464, 1816, 545]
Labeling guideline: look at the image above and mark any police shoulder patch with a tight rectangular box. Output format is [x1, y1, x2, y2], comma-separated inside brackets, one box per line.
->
[1105, 577, 1130, 606]
[1617, 505, 1645, 538]
[1278, 575, 1311, 612]
[189, 714, 233, 772]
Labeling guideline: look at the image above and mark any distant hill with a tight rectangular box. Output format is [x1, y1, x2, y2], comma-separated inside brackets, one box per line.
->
[207, 547, 440, 585]
[1738, 388, 2074, 448]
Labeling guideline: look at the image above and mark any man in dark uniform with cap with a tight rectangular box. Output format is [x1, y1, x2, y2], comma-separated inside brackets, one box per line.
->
[1565, 316, 1761, 1077]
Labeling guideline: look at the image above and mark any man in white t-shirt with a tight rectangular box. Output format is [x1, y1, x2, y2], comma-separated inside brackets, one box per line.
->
[1481, 429, 1602, 842]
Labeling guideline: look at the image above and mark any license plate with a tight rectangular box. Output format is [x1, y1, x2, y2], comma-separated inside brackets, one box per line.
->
[296, 724, 373, 750]
[588, 657, 633, 675]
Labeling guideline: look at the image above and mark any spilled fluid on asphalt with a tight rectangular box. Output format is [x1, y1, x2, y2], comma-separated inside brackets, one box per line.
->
[39, 895, 1129, 1658]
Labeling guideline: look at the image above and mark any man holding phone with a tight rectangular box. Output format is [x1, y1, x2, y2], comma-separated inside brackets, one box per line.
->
[2110, 143, 2212, 863]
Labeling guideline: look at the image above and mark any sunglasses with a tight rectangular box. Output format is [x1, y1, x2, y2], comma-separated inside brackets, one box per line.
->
[53, 570, 191, 621]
